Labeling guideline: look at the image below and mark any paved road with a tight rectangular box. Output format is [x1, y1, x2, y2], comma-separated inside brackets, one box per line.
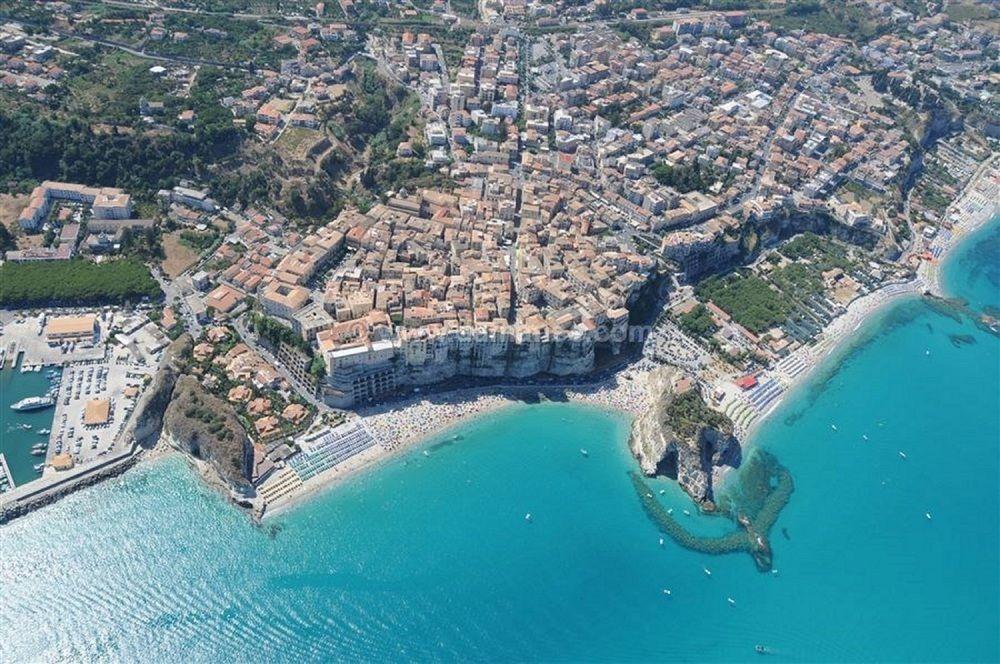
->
[231, 315, 329, 412]
[0, 15, 256, 71]
[749, 90, 803, 201]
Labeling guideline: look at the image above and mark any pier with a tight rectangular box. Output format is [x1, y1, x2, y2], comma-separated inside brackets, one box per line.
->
[0, 453, 15, 494]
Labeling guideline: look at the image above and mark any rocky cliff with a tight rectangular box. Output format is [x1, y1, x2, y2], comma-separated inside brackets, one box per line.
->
[629, 368, 741, 504]
[127, 334, 253, 495]
[162, 375, 254, 494]
[395, 328, 598, 387]
[130, 334, 191, 447]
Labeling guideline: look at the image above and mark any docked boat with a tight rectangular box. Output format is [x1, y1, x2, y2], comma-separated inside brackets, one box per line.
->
[33, 463, 44, 472]
[10, 396, 55, 412]
[37, 428, 50, 435]
[30, 448, 46, 457]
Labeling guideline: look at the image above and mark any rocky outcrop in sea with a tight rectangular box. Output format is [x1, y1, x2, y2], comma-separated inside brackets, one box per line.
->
[162, 375, 253, 494]
[629, 368, 741, 504]
[131, 334, 253, 497]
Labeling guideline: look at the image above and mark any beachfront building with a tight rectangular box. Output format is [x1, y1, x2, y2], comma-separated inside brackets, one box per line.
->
[320, 337, 399, 408]
[285, 420, 378, 481]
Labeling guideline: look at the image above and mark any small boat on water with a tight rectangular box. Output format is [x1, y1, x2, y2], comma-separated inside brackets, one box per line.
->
[524, 513, 532, 523]
[666, 508, 673, 515]
[727, 597, 736, 606]
[862, 434, 869, 441]
[830, 424, 838, 431]
[658, 538, 664, 547]
[703, 567, 712, 576]
[925, 512, 932, 520]
[580, 448, 589, 457]
[755, 644, 771, 655]
[683, 509, 691, 516]
[898, 451, 908, 459]
[422, 450, 430, 457]
[662, 589, 672, 596]
[658, 489, 665, 495]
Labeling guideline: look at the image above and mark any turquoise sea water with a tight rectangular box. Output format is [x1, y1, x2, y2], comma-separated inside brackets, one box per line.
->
[1, 220, 997, 662]
[942, 219, 1000, 313]
[0, 362, 60, 487]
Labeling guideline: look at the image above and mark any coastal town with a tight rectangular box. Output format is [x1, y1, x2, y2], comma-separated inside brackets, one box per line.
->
[0, 0, 998, 519]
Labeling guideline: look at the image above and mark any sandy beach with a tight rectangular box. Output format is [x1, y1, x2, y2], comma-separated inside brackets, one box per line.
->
[360, 374, 651, 451]
[258, 157, 998, 516]
[742, 158, 997, 437]
[258, 376, 651, 518]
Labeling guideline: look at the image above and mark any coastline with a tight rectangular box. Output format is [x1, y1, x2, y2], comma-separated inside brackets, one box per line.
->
[265, 158, 998, 516]
[723, 158, 999, 478]
[261, 378, 649, 519]
[8, 165, 993, 522]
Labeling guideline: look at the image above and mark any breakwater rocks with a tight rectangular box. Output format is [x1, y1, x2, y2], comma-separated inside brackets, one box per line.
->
[630, 450, 794, 572]
[0, 451, 141, 525]
[922, 293, 1000, 338]
[629, 368, 741, 503]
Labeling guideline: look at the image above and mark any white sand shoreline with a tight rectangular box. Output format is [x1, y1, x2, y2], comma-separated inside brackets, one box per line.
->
[254, 158, 998, 516]
[260, 380, 649, 519]
[714, 158, 999, 489]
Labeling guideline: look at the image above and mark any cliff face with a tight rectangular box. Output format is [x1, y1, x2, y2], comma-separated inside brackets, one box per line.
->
[162, 375, 253, 494]
[667, 212, 881, 281]
[131, 334, 191, 447]
[629, 368, 741, 504]
[397, 330, 598, 385]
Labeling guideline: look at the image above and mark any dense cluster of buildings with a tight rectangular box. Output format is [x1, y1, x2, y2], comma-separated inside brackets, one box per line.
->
[177, 6, 997, 408]
[5, 1, 994, 422]
[6, 181, 147, 262]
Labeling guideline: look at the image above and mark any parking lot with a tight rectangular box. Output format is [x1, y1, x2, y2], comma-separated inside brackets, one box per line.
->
[45, 351, 156, 469]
